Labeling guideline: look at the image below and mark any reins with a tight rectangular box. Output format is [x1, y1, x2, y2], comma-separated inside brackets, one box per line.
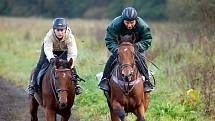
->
[116, 41, 158, 93]
[50, 66, 59, 102]
[49, 65, 71, 103]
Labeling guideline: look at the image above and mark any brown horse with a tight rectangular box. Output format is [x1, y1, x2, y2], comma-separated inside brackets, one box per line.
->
[108, 35, 150, 121]
[29, 58, 76, 121]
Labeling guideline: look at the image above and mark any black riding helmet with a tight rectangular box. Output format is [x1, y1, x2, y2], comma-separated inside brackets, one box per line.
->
[122, 7, 137, 21]
[53, 18, 67, 29]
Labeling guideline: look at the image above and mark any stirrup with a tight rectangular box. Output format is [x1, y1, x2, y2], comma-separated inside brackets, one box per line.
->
[75, 85, 82, 95]
[144, 87, 154, 92]
[144, 81, 155, 92]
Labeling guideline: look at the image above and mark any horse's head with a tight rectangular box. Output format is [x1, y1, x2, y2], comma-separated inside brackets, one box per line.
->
[118, 34, 135, 80]
[118, 34, 136, 44]
[53, 58, 73, 108]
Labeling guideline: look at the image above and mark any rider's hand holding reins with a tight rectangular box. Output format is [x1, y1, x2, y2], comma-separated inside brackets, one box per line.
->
[50, 58, 56, 65]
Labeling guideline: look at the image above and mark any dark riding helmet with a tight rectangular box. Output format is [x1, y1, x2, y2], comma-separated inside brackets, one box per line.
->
[122, 7, 137, 21]
[52, 18, 67, 29]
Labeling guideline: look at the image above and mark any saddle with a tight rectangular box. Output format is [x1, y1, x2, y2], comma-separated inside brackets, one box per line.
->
[35, 51, 68, 87]
[36, 63, 49, 90]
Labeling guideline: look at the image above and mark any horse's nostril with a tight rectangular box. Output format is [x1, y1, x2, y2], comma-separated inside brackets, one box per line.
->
[62, 103, 65, 107]
[122, 73, 125, 77]
[129, 73, 132, 77]
[60, 103, 67, 108]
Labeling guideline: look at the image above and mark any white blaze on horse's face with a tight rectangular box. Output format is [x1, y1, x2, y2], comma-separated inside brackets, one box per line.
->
[118, 43, 135, 79]
[63, 73, 66, 78]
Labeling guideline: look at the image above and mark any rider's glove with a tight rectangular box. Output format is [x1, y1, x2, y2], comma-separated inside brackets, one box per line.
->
[134, 43, 139, 51]
[113, 48, 118, 55]
[50, 58, 56, 65]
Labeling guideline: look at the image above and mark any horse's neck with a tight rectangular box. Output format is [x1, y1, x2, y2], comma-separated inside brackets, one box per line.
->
[43, 65, 54, 86]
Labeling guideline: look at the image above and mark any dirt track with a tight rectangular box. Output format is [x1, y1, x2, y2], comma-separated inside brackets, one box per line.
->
[0, 79, 79, 121]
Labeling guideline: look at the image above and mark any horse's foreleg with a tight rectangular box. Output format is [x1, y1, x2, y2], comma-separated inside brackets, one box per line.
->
[134, 93, 150, 121]
[110, 109, 125, 121]
[134, 103, 145, 121]
[144, 92, 150, 111]
[110, 101, 125, 121]
[45, 107, 56, 121]
[61, 115, 70, 121]
[61, 110, 71, 121]
[29, 95, 39, 121]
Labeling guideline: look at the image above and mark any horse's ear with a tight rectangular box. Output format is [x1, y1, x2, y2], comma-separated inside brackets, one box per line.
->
[68, 58, 73, 68]
[55, 58, 60, 69]
[117, 35, 123, 44]
[132, 34, 136, 44]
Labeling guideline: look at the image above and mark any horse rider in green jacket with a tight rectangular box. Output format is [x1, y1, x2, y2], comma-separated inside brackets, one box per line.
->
[98, 7, 155, 97]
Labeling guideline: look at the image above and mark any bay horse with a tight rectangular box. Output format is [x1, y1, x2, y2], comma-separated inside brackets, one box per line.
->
[108, 35, 150, 121]
[29, 58, 76, 121]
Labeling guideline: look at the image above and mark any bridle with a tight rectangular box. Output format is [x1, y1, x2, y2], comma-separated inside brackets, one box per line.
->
[115, 42, 142, 94]
[119, 63, 135, 79]
[50, 67, 71, 102]
[118, 42, 135, 79]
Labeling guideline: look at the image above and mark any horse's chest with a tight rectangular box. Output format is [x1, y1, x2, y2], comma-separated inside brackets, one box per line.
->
[111, 75, 142, 95]
[121, 95, 142, 107]
[122, 97, 141, 112]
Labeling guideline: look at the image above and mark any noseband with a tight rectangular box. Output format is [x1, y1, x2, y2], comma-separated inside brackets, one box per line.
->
[119, 63, 135, 78]
[119, 63, 134, 69]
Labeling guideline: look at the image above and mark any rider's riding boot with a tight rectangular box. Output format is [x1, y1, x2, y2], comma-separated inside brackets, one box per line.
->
[98, 63, 111, 92]
[144, 80, 154, 92]
[26, 67, 40, 95]
[98, 71, 111, 99]
[98, 54, 117, 98]
[72, 67, 82, 95]
[99, 77, 110, 99]
[98, 78, 109, 92]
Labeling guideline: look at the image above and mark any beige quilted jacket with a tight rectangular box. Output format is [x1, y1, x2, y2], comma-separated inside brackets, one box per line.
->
[43, 27, 77, 66]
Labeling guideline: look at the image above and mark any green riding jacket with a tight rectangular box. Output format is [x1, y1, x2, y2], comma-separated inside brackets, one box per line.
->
[105, 16, 152, 53]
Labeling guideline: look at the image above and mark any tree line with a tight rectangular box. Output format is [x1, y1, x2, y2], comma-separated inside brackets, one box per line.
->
[0, 0, 167, 20]
[0, 0, 214, 25]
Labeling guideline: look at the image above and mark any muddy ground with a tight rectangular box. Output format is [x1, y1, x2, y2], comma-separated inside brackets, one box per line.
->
[0, 79, 79, 121]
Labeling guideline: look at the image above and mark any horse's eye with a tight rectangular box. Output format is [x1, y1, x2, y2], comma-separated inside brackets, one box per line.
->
[68, 75, 72, 79]
[55, 75, 59, 79]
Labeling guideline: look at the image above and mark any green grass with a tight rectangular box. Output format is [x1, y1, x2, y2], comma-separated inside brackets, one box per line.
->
[0, 16, 214, 121]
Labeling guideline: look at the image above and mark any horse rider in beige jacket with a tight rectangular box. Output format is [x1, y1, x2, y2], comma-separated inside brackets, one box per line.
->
[27, 18, 82, 96]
